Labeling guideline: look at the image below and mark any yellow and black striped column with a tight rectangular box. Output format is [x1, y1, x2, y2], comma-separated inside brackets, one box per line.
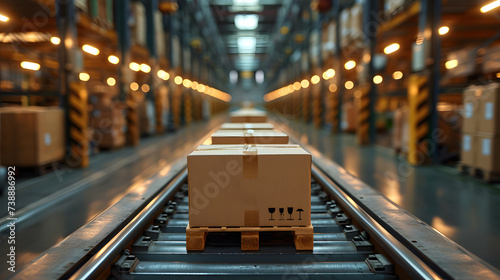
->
[67, 82, 89, 168]
[312, 70, 322, 128]
[330, 90, 339, 133]
[184, 89, 193, 125]
[155, 86, 165, 134]
[302, 79, 310, 122]
[408, 74, 430, 165]
[355, 86, 370, 145]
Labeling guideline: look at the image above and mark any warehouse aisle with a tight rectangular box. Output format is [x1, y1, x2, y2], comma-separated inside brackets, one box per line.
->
[0, 116, 224, 278]
[277, 118, 500, 270]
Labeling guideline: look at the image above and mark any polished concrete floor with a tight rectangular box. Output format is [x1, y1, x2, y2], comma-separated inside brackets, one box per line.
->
[0, 116, 224, 279]
[278, 118, 500, 270]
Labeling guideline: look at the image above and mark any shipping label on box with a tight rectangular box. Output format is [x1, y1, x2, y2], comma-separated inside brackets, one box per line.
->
[460, 134, 475, 167]
[474, 134, 500, 172]
[211, 130, 289, 145]
[188, 145, 311, 227]
[478, 83, 500, 135]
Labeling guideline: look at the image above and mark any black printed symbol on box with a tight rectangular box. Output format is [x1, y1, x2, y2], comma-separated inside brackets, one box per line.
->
[279, 208, 284, 220]
[297, 209, 304, 220]
[268, 208, 275, 220]
[287, 207, 293, 220]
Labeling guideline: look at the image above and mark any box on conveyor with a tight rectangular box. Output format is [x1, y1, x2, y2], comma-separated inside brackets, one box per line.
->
[220, 123, 274, 130]
[230, 110, 267, 123]
[0, 106, 65, 166]
[211, 130, 289, 145]
[188, 144, 311, 227]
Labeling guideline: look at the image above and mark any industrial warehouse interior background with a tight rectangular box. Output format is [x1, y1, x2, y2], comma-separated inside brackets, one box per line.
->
[1, 0, 500, 279]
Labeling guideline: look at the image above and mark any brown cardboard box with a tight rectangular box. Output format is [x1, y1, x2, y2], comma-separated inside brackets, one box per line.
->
[220, 123, 274, 130]
[188, 144, 311, 227]
[460, 133, 475, 167]
[474, 133, 500, 172]
[94, 128, 125, 149]
[230, 111, 268, 123]
[477, 83, 500, 135]
[0, 107, 65, 166]
[462, 85, 481, 133]
[211, 130, 289, 145]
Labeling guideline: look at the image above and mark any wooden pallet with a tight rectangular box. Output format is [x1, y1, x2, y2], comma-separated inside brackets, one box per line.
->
[458, 164, 500, 183]
[186, 225, 314, 251]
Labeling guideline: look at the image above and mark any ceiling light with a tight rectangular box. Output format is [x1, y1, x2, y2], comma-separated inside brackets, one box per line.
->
[445, 59, 458, 69]
[141, 84, 150, 92]
[20, 61, 40, 71]
[158, 70, 169, 80]
[311, 75, 320, 85]
[393, 71, 403, 80]
[107, 77, 116, 86]
[481, 0, 500, 13]
[384, 43, 400, 54]
[82, 44, 99, 55]
[50, 37, 60, 45]
[79, 72, 90, 81]
[108, 55, 119, 64]
[174, 76, 183, 85]
[438, 26, 449, 35]
[235, 14, 259, 30]
[345, 81, 354, 90]
[329, 84, 337, 92]
[373, 75, 383, 84]
[238, 36, 256, 54]
[140, 64, 151, 73]
[301, 79, 309, 88]
[129, 62, 140, 71]
[0, 14, 9, 22]
[345, 60, 356, 70]
[130, 82, 139, 91]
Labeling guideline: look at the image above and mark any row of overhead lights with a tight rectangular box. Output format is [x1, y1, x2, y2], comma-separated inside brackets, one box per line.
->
[264, 69, 405, 102]
[263, 69, 336, 102]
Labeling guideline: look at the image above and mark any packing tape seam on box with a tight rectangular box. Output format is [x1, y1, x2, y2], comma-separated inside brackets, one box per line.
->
[194, 145, 301, 151]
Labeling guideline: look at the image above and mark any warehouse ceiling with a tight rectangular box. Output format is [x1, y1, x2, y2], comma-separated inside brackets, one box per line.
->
[208, 0, 285, 72]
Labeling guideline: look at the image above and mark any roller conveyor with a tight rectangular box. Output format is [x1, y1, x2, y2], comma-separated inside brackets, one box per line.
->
[11, 121, 500, 280]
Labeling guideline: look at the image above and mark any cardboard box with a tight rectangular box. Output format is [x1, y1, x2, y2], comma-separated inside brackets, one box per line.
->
[462, 85, 481, 133]
[220, 123, 274, 130]
[474, 134, 500, 172]
[0, 107, 65, 166]
[477, 83, 500, 135]
[188, 144, 311, 227]
[211, 130, 289, 145]
[460, 133, 476, 167]
[94, 128, 125, 149]
[230, 111, 267, 123]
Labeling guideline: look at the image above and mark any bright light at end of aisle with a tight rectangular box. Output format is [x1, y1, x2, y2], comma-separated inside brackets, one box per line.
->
[20, 61, 40, 71]
[50, 37, 60, 45]
[174, 76, 183, 85]
[438, 26, 449, 35]
[108, 55, 120, 64]
[344, 60, 356, 70]
[393, 71, 403, 80]
[0, 14, 9, 22]
[107, 77, 116, 86]
[311, 75, 320, 85]
[384, 43, 400, 54]
[82, 44, 99, 55]
[79, 72, 90, 81]
[481, 0, 500, 13]
[345, 81, 354, 90]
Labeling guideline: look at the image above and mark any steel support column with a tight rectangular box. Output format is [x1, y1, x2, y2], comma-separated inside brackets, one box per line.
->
[408, 0, 441, 165]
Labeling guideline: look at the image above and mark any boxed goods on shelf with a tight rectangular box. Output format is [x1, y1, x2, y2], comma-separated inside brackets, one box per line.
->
[187, 144, 311, 227]
[220, 123, 274, 130]
[477, 83, 500, 135]
[211, 130, 289, 145]
[474, 133, 500, 173]
[0, 107, 65, 166]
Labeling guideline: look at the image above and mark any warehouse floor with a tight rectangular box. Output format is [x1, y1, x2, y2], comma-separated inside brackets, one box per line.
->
[276, 117, 500, 270]
[0, 116, 224, 278]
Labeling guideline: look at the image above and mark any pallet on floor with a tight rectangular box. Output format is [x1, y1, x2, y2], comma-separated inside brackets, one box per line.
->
[458, 164, 500, 183]
[186, 225, 314, 251]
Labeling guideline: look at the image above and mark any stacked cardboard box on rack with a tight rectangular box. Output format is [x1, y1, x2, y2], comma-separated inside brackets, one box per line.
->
[0, 107, 65, 167]
[90, 93, 125, 150]
[461, 84, 500, 177]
